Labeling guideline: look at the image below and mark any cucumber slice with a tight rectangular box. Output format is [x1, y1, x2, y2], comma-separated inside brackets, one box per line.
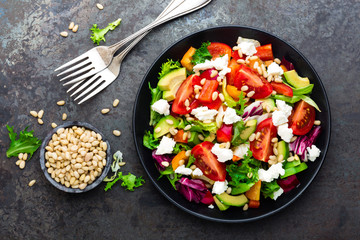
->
[257, 98, 276, 112]
[240, 119, 257, 141]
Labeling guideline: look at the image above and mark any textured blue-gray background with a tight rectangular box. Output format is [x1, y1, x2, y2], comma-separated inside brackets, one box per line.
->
[0, 0, 359, 239]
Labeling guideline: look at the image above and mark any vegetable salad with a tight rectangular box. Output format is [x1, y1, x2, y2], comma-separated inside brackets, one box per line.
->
[143, 36, 322, 211]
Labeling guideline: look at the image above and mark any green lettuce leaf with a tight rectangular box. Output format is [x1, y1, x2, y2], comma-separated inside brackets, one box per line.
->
[104, 171, 145, 192]
[6, 125, 42, 160]
[90, 18, 122, 45]
[158, 59, 181, 80]
[173, 143, 191, 154]
[231, 120, 247, 147]
[189, 120, 218, 135]
[148, 83, 163, 126]
[143, 131, 160, 150]
[191, 41, 212, 65]
[261, 180, 280, 199]
[235, 92, 246, 116]
[158, 166, 181, 190]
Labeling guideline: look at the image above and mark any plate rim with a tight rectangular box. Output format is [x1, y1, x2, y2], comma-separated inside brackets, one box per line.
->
[132, 25, 331, 223]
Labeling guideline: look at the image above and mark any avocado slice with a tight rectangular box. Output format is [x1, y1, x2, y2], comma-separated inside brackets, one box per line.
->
[158, 68, 186, 91]
[283, 70, 310, 88]
[257, 98, 276, 112]
[281, 162, 308, 178]
[277, 141, 289, 161]
[284, 158, 301, 169]
[216, 193, 248, 207]
[239, 119, 257, 141]
[162, 80, 183, 101]
[187, 132, 200, 146]
[213, 196, 230, 211]
[153, 115, 179, 139]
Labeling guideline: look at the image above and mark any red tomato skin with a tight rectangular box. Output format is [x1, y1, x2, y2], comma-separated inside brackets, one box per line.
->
[288, 100, 315, 135]
[172, 75, 200, 115]
[250, 118, 277, 162]
[234, 65, 273, 99]
[207, 42, 232, 62]
[216, 124, 233, 143]
[231, 50, 245, 61]
[198, 80, 219, 103]
[254, 44, 274, 61]
[191, 141, 227, 181]
[200, 92, 222, 110]
[226, 59, 241, 86]
[270, 82, 293, 97]
[199, 69, 218, 80]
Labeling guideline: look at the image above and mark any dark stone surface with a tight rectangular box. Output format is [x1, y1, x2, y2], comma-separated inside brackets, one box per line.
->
[0, 0, 359, 239]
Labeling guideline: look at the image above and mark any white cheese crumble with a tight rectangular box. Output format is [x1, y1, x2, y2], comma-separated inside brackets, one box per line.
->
[192, 168, 203, 176]
[212, 180, 228, 195]
[208, 204, 215, 209]
[191, 106, 218, 121]
[211, 143, 233, 163]
[273, 187, 284, 200]
[277, 124, 293, 143]
[236, 37, 258, 56]
[232, 143, 250, 159]
[151, 99, 170, 115]
[267, 62, 284, 76]
[155, 136, 176, 155]
[223, 107, 242, 124]
[272, 110, 288, 126]
[192, 54, 231, 79]
[174, 165, 193, 175]
[258, 163, 285, 182]
[306, 145, 321, 161]
[276, 100, 292, 118]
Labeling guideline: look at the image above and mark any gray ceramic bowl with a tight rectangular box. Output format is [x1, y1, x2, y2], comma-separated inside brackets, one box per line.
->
[40, 121, 111, 193]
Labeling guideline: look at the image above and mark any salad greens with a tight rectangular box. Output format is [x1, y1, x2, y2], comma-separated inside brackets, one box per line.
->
[261, 180, 281, 199]
[148, 83, 163, 126]
[104, 151, 124, 182]
[90, 18, 122, 45]
[158, 59, 181, 79]
[191, 41, 212, 65]
[231, 120, 247, 146]
[143, 130, 160, 150]
[104, 172, 145, 191]
[6, 125, 42, 160]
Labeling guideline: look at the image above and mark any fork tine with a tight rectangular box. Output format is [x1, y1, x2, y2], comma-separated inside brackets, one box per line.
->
[57, 59, 91, 76]
[59, 65, 94, 83]
[69, 74, 100, 96]
[54, 51, 90, 72]
[74, 77, 105, 101]
[77, 81, 111, 105]
[66, 79, 84, 93]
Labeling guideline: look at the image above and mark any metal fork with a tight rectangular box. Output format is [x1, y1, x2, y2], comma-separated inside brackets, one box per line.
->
[55, 0, 211, 86]
[63, 0, 211, 104]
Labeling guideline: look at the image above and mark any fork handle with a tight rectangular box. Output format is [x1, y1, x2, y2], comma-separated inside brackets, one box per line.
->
[108, 0, 210, 54]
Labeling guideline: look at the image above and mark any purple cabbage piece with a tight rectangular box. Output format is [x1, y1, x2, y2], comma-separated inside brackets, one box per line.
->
[281, 57, 295, 71]
[289, 126, 322, 160]
[176, 178, 208, 203]
[152, 150, 173, 171]
[242, 101, 263, 121]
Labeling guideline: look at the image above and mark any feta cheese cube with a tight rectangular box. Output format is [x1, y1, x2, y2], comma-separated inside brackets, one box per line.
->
[232, 143, 250, 159]
[211, 143, 233, 163]
[208, 204, 215, 209]
[212, 180, 228, 195]
[267, 62, 284, 76]
[277, 124, 293, 143]
[273, 187, 284, 200]
[237, 37, 258, 56]
[174, 165, 193, 175]
[276, 100, 292, 118]
[223, 107, 242, 124]
[272, 110, 288, 126]
[191, 106, 218, 121]
[306, 145, 321, 161]
[155, 136, 176, 155]
[151, 99, 170, 115]
[258, 163, 285, 182]
[192, 168, 203, 176]
[192, 55, 231, 80]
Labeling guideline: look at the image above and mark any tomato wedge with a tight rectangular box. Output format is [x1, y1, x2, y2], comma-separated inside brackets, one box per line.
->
[234, 65, 273, 99]
[231, 49, 245, 61]
[198, 79, 219, 103]
[207, 42, 232, 62]
[254, 44, 274, 61]
[250, 118, 277, 162]
[191, 141, 226, 181]
[270, 82, 293, 97]
[288, 100, 315, 135]
[200, 92, 223, 110]
[199, 69, 218, 80]
[172, 74, 200, 115]
[226, 59, 241, 86]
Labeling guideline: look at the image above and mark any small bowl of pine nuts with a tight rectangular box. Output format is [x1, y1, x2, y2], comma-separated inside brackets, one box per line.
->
[40, 121, 111, 193]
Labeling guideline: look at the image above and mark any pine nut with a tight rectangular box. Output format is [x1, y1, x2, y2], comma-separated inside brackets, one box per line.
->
[18, 153, 24, 160]
[79, 183, 87, 190]
[113, 99, 120, 107]
[30, 111, 38, 117]
[271, 137, 278, 143]
[37, 110, 44, 119]
[241, 85, 249, 92]
[198, 134, 204, 141]
[161, 161, 169, 167]
[277, 154, 284, 162]
[60, 31, 68, 37]
[112, 130, 121, 136]
[314, 120, 321, 125]
[238, 49, 243, 58]
[182, 132, 188, 141]
[219, 93, 225, 102]
[38, 118, 44, 125]
[178, 159, 185, 166]
[62, 113, 67, 120]
[185, 150, 191, 157]
[96, 3, 104, 10]
[184, 99, 190, 107]
[23, 153, 28, 160]
[184, 125, 191, 131]
[57, 100, 65, 106]
[287, 156, 295, 162]
[294, 154, 300, 161]
[27, 179, 36, 187]
[101, 108, 110, 114]
[249, 133, 256, 142]
[269, 155, 277, 161]
[68, 22, 74, 30]
[16, 160, 22, 166]
[257, 66, 262, 75]
[273, 147, 278, 156]
[274, 58, 281, 64]
[250, 56, 258, 61]
[255, 132, 261, 140]
[247, 91, 255, 98]
[212, 91, 218, 101]
[190, 165, 196, 170]
[253, 61, 259, 69]
[210, 70, 218, 78]
[72, 24, 79, 33]
[200, 78, 206, 85]
[19, 160, 26, 169]
[243, 204, 249, 211]
[237, 59, 245, 64]
[166, 119, 174, 125]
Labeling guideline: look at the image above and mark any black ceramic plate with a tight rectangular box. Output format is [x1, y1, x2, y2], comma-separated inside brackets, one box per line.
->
[133, 26, 331, 222]
[40, 121, 111, 193]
